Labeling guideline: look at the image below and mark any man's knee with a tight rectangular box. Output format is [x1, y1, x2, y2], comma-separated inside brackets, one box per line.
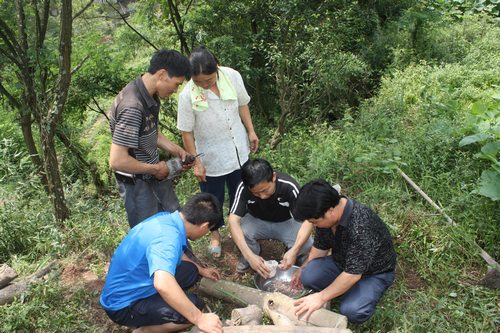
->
[299, 266, 318, 290]
[340, 299, 375, 324]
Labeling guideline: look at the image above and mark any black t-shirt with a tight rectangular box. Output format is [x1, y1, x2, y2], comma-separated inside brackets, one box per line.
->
[314, 199, 397, 275]
[230, 172, 300, 222]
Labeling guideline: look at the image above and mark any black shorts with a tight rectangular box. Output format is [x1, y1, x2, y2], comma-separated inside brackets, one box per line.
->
[105, 292, 204, 328]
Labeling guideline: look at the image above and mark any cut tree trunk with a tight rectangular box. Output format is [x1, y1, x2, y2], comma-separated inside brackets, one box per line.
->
[199, 278, 269, 307]
[263, 292, 348, 328]
[0, 264, 18, 289]
[198, 279, 348, 329]
[230, 305, 263, 326]
[265, 308, 295, 326]
[221, 326, 352, 333]
[0, 261, 56, 305]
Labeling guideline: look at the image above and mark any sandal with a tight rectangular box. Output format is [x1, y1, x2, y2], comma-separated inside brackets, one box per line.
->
[208, 245, 222, 258]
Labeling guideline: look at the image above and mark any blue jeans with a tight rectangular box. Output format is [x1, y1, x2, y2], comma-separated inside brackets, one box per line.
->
[117, 178, 180, 228]
[300, 256, 395, 324]
[199, 169, 242, 230]
[105, 261, 203, 328]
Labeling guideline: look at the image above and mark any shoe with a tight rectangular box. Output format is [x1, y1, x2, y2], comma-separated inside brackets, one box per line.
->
[236, 257, 250, 273]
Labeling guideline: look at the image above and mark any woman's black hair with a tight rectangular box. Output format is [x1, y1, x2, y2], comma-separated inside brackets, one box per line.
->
[189, 46, 219, 76]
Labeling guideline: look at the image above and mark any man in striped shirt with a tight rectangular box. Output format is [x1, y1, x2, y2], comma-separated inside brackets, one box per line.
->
[228, 158, 313, 278]
[109, 49, 192, 228]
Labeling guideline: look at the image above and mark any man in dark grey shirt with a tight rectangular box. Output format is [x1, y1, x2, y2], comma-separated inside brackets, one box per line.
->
[291, 179, 396, 324]
[109, 49, 192, 228]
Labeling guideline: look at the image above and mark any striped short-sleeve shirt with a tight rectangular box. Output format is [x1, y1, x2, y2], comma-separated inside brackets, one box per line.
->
[109, 77, 160, 165]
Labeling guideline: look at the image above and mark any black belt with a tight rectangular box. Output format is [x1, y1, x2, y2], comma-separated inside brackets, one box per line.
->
[114, 172, 153, 184]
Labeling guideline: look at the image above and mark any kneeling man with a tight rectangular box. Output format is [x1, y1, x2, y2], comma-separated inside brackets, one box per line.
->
[292, 179, 396, 324]
[229, 158, 313, 278]
[100, 193, 223, 333]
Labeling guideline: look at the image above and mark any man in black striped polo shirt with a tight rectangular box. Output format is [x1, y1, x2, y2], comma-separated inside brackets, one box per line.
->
[228, 158, 313, 277]
[109, 49, 192, 228]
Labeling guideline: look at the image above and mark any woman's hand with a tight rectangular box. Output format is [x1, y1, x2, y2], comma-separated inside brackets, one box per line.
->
[194, 161, 207, 182]
[248, 131, 259, 153]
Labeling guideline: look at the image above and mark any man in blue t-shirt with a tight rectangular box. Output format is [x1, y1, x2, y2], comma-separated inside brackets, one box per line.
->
[100, 193, 223, 333]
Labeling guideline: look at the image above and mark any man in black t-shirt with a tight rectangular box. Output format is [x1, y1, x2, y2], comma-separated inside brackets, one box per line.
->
[228, 159, 313, 278]
[290, 179, 396, 324]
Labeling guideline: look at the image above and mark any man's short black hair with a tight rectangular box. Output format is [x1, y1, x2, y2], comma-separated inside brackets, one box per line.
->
[190, 46, 219, 76]
[148, 49, 191, 79]
[293, 179, 341, 221]
[241, 158, 274, 189]
[181, 192, 222, 229]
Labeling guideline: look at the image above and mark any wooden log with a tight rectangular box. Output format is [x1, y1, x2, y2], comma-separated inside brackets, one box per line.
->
[265, 308, 295, 326]
[263, 292, 348, 329]
[198, 278, 269, 307]
[0, 264, 18, 289]
[231, 305, 263, 326]
[0, 261, 56, 305]
[221, 325, 352, 332]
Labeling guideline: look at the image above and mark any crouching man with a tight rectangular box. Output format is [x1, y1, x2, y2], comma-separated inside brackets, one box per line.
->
[100, 193, 223, 333]
[292, 180, 396, 324]
[228, 158, 313, 278]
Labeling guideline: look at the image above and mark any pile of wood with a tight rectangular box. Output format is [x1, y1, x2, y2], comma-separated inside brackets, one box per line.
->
[198, 278, 353, 333]
[0, 262, 56, 305]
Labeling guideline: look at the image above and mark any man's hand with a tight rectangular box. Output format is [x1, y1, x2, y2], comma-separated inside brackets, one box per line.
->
[193, 162, 207, 182]
[280, 248, 298, 270]
[290, 267, 303, 290]
[248, 131, 259, 153]
[199, 267, 221, 281]
[152, 161, 169, 180]
[248, 254, 271, 278]
[195, 312, 223, 333]
[293, 292, 326, 321]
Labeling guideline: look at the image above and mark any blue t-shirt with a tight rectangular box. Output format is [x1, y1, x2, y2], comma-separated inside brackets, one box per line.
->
[100, 211, 188, 311]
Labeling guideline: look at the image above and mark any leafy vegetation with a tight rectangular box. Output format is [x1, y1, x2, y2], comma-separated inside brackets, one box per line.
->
[0, 1, 498, 332]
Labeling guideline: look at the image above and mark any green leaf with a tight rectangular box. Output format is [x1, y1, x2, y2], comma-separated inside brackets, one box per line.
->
[459, 133, 492, 146]
[481, 142, 500, 155]
[471, 102, 487, 115]
[477, 170, 500, 201]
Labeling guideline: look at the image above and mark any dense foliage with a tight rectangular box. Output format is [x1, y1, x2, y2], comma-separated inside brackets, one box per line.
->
[0, 0, 498, 332]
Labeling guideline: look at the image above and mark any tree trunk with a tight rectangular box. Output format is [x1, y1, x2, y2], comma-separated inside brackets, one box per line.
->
[263, 293, 348, 328]
[19, 112, 49, 192]
[198, 278, 269, 307]
[230, 305, 263, 326]
[0, 261, 56, 305]
[220, 326, 352, 333]
[0, 264, 18, 289]
[40, 126, 69, 222]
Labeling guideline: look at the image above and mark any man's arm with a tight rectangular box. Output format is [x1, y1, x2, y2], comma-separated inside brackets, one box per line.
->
[294, 272, 361, 320]
[154, 270, 222, 332]
[181, 131, 206, 182]
[281, 221, 314, 269]
[238, 105, 259, 153]
[157, 132, 187, 159]
[228, 213, 270, 277]
[109, 143, 168, 179]
[181, 254, 220, 281]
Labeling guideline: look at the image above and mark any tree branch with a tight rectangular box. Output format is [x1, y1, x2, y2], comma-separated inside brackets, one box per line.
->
[0, 80, 21, 109]
[73, 0, 94, 21]
[106, 0, 158, 50]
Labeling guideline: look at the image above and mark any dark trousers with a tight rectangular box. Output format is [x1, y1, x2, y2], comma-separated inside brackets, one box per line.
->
[301, 256, 395, 324]
[199, 169, 242, 230]
[105, 261, 203, 328]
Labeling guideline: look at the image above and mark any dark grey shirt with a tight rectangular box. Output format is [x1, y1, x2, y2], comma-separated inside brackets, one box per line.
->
[109, 76, 160, 165]
[313, 199, 397, 275]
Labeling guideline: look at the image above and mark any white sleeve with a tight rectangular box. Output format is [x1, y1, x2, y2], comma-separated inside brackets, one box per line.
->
[229, 68, 251, 106]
